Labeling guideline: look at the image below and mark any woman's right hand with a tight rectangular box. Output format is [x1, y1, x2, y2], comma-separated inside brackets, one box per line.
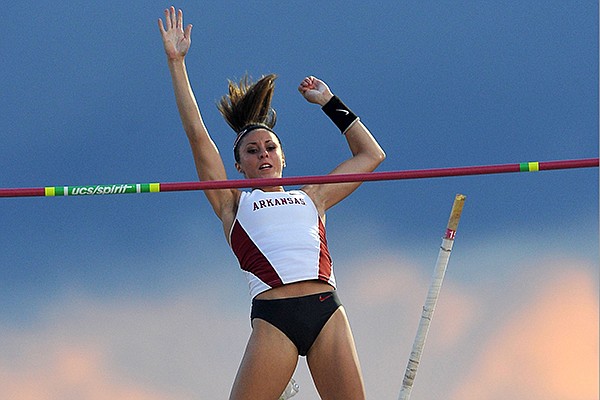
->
[158, 6, 192, 61]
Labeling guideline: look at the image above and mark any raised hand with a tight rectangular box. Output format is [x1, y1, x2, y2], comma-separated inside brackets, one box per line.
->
[298, 76, 334, 106]
[158, 6, 192, 60]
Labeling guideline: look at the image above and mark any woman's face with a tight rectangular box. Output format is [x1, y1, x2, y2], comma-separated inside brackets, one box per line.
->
[235, 129, 285, 179]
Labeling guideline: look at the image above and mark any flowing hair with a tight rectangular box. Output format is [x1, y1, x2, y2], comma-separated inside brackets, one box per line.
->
[217, 73, 278, 162]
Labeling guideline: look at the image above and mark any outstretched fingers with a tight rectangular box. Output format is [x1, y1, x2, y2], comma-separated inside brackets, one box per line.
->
[157, 6, 193, 59]
[159, 7, 192, 37]
[158, 6, 178, 31]
[177, 8, 184, 29]
[184, 23, 193, 39]
[169, 6, 177, 29]
[158, 8, 171, 34]
[157, 16, 166, 34]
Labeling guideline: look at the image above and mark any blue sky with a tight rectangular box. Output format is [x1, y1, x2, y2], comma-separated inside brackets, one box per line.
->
[0, 1, 598, 399]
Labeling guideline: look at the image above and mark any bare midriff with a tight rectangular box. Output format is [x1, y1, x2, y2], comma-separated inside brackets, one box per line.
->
[254, 280, 334, 300]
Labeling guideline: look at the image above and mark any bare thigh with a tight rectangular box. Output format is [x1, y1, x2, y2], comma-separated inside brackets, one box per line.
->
[229, 319, 299, 400]
[306, 306, 366, 400]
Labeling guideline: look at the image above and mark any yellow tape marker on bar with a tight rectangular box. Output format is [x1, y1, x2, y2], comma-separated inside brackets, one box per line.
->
[149, 183, 160, 193]
[519, 161, 540, 172]
[45, 187, 55, 196]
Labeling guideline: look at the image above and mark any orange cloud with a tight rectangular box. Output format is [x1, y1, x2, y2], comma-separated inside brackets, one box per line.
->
[451, 267, 599, 400]
[345, 254, 479, 350]
[0, 346, 176, 400]
[331, 255, 480, 398]
[0, 254, 595, 400]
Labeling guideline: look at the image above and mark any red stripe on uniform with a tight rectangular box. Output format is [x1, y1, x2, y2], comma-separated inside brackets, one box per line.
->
[317, 218, 333, 282]
[230, 220, 284, 288]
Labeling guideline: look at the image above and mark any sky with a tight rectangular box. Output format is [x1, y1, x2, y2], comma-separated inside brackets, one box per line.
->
[0, 1, 598, 399]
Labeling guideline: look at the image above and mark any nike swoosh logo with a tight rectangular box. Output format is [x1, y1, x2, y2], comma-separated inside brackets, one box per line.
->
[335, 109, 350, 115]
[319, 293, 333, 302]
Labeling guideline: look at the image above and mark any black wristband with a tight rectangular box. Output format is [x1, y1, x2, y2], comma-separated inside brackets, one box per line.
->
[321, 95, 360, 134]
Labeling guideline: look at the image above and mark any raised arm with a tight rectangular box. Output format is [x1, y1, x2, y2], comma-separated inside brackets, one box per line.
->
[298, 76, 386, 214]
[158, 7, 238, 229]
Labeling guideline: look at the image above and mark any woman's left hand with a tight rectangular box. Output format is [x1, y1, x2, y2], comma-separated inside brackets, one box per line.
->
[298, 76, 334, 106]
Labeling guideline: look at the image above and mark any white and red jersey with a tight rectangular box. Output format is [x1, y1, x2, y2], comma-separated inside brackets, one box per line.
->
[229, 189, 335, 298]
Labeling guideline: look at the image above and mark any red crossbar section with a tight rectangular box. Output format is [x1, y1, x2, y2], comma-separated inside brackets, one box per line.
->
[159, 158, 599, 192]
[0, 158, 597, 198]
[0, 187, 45, 197]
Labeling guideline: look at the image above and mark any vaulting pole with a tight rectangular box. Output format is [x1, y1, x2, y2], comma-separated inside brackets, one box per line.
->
[398, 194, 466, 400]
[0, 158, 596, 198]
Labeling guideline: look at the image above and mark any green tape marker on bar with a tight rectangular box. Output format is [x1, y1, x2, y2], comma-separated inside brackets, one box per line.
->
[44, 186, 66, 196]
[135, 183, 160, 193]
[136, 183, 161, 193]
[44, 183, 161, 196]
[519, 162, 539, 172]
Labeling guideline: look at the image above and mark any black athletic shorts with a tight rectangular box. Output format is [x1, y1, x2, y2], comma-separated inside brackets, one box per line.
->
[251, 291, 342, 356]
